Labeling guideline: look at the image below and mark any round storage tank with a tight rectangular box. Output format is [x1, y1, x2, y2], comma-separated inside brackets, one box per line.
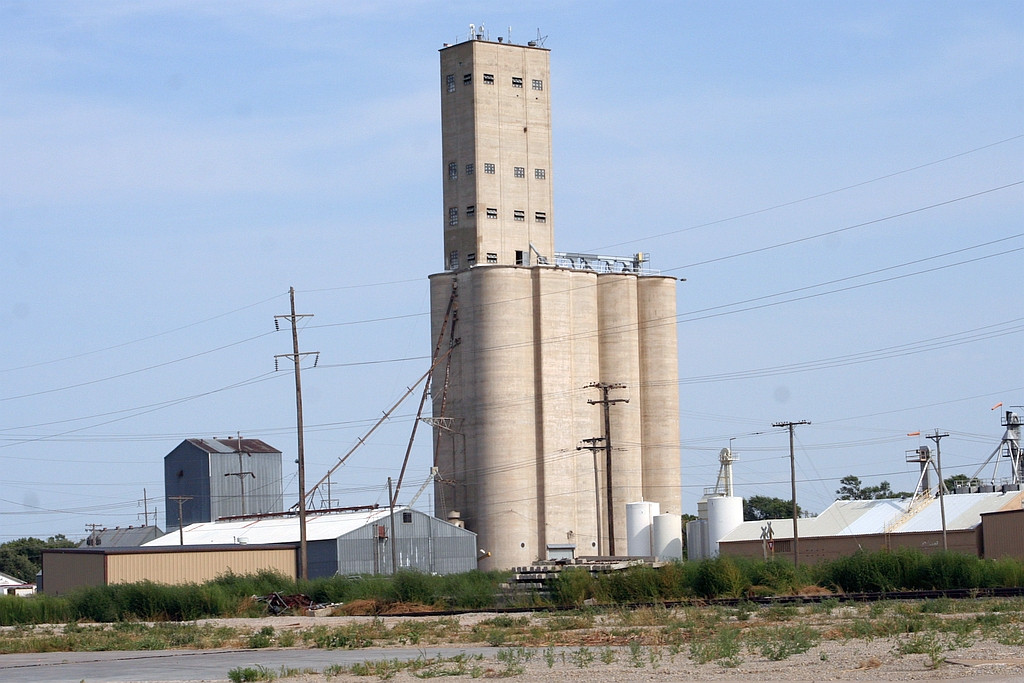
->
[626, 501, 660, 557]
[652, 513, 682, 561]
[686, 518, 707, 561]
[706, 496, 744, 558]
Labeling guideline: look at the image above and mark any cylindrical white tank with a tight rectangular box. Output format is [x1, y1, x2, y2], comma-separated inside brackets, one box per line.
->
[625, 501, 660, 556]
[706, 496, 744, 558]
[652, 513, 682, 561]
[685, 518, 707, 561]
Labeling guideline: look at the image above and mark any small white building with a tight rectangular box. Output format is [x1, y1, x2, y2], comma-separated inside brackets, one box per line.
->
[0, 570, 36, 596]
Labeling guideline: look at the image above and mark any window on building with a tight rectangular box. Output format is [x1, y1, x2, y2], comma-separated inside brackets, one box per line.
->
[484, 163, 495, 174]
[515, 250, 526, 265]
[463, 73, 472, 85]
[446, 74, 455, 93]
[514, 166, 525, 178]
[467, 252, 476, 264]
[486, 252, 498, 263]
[466, 162, 474, 175]
[486, 207, 497, 219]
[532, 79, 543, 90]
[511, 76, 523, 88]
[483, 73, 494, 84]
[534, 168, 546, 180]
[402, 511, 413, 524]
[466, 205, 475, 217]
[513, 210, 525, 221]
[448, 162, 457, 180]
[448, 207, 458, 226]
[535, 211, 547, 223]
[449, 250, 459, 269]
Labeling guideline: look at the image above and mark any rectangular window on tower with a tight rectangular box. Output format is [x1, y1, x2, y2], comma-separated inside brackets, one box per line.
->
[466, 205, 475, 217]
[484, 163, 495, 174]
[466, 162, 474, 175]
[448, 207, 458, 226]
[514, 166, 525, 178]
[486, 207, 497, 219]
[448, 162, 457, 180]
[532, 79, 543, 90]
[463, 73, 472, 85]
[515, 250, 526, 265]
[446, 74, 455, 93]
[513, 210, 525, 221]
[483, 73, 494, 84]
[467, 252, 476, 265]
[511, 77, 523, 88]
[486, 252, 498, 263]
[534, 168, 546, 180]
[535, 211, 547, 223]
[449, 251, 459, 270]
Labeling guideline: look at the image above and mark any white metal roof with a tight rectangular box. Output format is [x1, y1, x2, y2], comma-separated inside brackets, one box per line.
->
[719, 491, 1024, 543]
[145, 507, 397, 546]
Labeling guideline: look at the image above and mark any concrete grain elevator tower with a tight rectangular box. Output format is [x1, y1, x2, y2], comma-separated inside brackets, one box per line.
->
[429, 29, 681, 570]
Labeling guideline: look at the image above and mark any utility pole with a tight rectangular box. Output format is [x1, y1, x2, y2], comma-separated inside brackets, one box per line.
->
[773, 420, 810, 567]
[926, 430, 950, 551]
[585, 382, 629, 556]
[388, 477, 398, 574]
[225, 433, 255, 516]
[276, 287, 318, 581]
[168, 496, 193, 545]
[138, 489, 150, 526]
[577, 436, 607, 555]
[85, 523, 102, 546]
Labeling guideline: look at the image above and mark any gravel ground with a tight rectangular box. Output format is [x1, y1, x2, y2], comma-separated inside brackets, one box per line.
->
[200, 609, 1024, 682]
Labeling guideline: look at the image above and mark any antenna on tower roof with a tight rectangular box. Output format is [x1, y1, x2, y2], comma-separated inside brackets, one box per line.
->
[532, 28, 548, 47]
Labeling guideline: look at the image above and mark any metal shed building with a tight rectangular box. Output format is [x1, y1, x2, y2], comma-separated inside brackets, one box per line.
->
[145, 507, 477, 577]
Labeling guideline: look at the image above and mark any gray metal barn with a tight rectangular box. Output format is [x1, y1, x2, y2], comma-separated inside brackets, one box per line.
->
[146, 506, 477, 577]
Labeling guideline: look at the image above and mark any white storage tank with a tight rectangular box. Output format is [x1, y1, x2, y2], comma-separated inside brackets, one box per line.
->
[652, 513, 682, 561]
[686, 518, 708, 561]
[706, 495, 744, 558]
[625, 501, 660, 556]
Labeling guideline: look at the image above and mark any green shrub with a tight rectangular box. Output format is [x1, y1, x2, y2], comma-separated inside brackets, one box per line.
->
[693, 557, 746, 599]
[552, 567, 595, 607]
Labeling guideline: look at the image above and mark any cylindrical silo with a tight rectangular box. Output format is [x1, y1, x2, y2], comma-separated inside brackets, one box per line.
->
[464, 267, 538, 569]
[596, 273, 643, 552]
[535, 268, 601, 555]
[637, 276, 681, 515]
[625, 501, 659, 556]
[706, 496, 744, 558]
[653, 513, 682, 561]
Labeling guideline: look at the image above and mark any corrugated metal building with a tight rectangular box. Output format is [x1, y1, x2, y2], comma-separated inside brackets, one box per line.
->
[41, 545, 296, 596]
[980, 508, 1024, 559]
[145, 507, 478, 577]
[718, 491, 1024, 562]
[164, 438, 284, 527]
[80, 525, 163, 548]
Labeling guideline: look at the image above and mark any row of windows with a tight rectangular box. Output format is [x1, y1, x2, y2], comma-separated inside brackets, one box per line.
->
[448, 207, 547, 225]
[447, 163, 546, 180]
[449, 251, 501, 269]
[446, 73, 543, 92]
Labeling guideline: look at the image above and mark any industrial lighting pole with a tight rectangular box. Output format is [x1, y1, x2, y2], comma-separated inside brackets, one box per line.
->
[926, 430, 950, 551]
[773, 420, 810, 567]
[275, 287, 318, 580]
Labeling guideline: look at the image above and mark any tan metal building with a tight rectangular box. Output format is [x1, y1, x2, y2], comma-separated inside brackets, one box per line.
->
[41, 545, 296, 596]
[717, 491, 1024, 563]
[430, 34, 681, 570]
[980, 508, 1024, 559]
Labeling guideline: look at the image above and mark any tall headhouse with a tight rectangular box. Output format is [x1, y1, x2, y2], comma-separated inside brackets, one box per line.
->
[429, 31, 681, 570]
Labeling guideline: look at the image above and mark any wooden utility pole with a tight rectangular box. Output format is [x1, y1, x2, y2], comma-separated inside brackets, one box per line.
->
[926, 430, 950, 551]
[585, 382, 629, 556]
[168, 495, 193, 545]
[225, 434, 255, 516]
[388, 477, 398, 574]
[772, 420, 810, 567]
[275, 287, 318, 580]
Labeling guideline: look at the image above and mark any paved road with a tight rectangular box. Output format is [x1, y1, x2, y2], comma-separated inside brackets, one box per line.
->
[0, 646, 501, 683]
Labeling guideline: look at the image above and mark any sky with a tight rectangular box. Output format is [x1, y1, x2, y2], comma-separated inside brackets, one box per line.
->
[1, 1, 1022, 544]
